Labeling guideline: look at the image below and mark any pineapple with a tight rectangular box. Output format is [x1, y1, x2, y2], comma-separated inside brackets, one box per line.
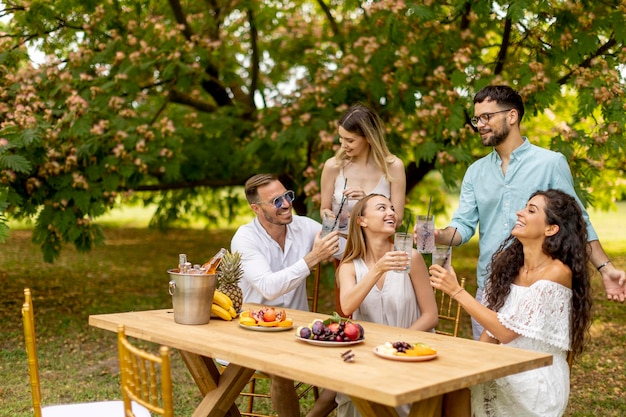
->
[217, 250, 244, 312]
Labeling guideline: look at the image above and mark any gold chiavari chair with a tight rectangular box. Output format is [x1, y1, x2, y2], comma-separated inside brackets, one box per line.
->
[22, 288, 151, 417]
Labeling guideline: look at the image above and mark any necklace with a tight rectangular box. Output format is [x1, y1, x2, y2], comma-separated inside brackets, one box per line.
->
[523, 256, 551, 274]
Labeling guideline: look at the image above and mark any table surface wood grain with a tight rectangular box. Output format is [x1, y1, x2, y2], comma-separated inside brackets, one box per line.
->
[90, 304, 552, 408]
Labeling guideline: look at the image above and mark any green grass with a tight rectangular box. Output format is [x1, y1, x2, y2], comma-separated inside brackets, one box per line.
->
[1, 203, 625, 416]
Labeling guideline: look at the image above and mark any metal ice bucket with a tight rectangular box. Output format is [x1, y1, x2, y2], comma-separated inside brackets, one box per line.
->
[168, 269, 217, 325]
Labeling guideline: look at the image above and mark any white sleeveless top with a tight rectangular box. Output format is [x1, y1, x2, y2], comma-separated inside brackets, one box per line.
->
[351, 258, 421, 327]
[335, 258, 420, 417]
[331, 168, 391, 231]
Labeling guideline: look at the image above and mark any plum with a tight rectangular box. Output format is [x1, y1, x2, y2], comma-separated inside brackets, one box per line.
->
[311, 320, 325, 335]
[299, 327, 312, 339]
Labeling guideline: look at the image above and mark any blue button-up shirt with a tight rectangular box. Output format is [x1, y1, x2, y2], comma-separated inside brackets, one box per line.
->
[449, 138, 597, 288]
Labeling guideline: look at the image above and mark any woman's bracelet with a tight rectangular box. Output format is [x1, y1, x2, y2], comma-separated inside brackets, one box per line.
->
[452, 288, 465, 299]
[597, 260, 611, 271]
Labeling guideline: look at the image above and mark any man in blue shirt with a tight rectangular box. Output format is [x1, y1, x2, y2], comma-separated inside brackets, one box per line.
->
[434, 85, 626, 339]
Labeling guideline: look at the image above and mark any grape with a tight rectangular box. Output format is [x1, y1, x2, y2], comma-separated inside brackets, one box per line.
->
[392, 341, 411, 353]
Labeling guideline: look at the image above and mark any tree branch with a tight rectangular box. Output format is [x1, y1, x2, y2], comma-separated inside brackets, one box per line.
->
[494, 16, 512, 75]
[459, 1, 471, 31]
[169, 89, 218, 113]
[167, 0, 195, 40]
[246, 6, 259, 111]
[557, 36, 617, 85]
[315, 0, 342, 41]
[134, 178, 243, 191]
[164, 0, 234, 107]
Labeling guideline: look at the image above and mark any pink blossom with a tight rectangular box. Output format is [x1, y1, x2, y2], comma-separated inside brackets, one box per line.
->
[303, 180, 319, 196]
[112, 143, 125, 157]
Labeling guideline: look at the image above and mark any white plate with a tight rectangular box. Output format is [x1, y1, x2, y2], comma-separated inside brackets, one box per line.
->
[295, 336, 364, 347]
[373, 346, 437, 362]
[239, 323, 293, 332]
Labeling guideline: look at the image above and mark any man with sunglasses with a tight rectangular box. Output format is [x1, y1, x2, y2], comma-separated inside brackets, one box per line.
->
[231, 173, 340, 417]
[432, 85, 626, 340]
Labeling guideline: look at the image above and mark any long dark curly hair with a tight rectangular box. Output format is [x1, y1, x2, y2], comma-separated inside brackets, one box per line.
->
[484, 189, 592, 358]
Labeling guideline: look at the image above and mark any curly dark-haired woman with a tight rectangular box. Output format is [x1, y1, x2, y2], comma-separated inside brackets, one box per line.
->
[429, 189, 592, 417]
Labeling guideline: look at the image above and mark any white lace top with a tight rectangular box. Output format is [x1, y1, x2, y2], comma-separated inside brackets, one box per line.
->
[472, 280, 572, 417]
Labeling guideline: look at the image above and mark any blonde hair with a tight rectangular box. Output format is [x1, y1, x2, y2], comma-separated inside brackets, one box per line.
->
[340, 194, 389, 265]
[334, 104, 396, 182]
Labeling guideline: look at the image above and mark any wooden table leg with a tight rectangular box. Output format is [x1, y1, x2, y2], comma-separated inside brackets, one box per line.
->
[351, 397, 399, 417]
[351, 395, 443, 417]
[179, 351, 254, 417]
[408, 396, 442, 417]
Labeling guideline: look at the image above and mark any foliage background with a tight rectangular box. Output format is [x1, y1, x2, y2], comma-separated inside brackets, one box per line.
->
[1, 0, 625, 262]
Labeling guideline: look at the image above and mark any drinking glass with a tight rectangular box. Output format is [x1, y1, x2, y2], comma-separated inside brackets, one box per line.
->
[416, 215, 435, 253]
[394, 232, 413, 272]
[432, 245, 452, 271]
[321, 212, 337, 237]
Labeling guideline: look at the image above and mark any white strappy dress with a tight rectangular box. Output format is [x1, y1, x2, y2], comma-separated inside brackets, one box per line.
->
[331, 167, 390, 232]
[335, 258, 422, 417]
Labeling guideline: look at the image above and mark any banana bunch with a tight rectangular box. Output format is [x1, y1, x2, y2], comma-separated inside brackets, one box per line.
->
[211, 291, 238, 320]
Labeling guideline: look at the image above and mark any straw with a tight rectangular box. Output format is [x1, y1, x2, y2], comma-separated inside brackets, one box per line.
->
[419, 197, 433, 252]
[332, 178, 348, 230]
[403, 209, 412, 234]
[441, 227, 457, 267]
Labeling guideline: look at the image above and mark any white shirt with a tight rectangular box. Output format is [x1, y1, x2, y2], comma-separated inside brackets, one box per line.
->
[230, 215, 321, 311]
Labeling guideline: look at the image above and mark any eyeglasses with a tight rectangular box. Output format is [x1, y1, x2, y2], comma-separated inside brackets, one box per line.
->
[254, 190, 295, 209]
[470, 109, 513, 128]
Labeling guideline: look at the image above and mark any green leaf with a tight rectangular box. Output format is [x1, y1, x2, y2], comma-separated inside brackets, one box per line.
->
[0, 154, 33, 173]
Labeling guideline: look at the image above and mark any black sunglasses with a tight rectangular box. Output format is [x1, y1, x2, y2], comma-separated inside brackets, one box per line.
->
[255, 190, 295, 209]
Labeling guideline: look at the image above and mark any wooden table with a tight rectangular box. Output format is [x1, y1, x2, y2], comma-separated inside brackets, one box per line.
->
[89, 304, 552, 417]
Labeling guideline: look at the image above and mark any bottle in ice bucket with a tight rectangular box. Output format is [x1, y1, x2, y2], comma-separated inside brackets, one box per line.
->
[178, 253, 187, 273]
[202, 248, 227, 274]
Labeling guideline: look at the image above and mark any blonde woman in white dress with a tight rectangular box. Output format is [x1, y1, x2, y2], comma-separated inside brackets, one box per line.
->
[320, 104, 406, 233]
[335, 194, 438, 417]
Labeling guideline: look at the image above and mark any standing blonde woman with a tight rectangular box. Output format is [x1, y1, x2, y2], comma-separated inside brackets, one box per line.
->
[320, 104, 406, 233]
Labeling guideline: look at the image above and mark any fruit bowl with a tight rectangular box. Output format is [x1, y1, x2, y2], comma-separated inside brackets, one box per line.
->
[238, 307, 293, 330]
[295, 312, 364, 344]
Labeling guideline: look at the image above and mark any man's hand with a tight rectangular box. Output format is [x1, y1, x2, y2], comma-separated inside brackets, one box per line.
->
[432, 227, 461, 246]
[601, 264, 626, 303]
[306, 230, 340, 268]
